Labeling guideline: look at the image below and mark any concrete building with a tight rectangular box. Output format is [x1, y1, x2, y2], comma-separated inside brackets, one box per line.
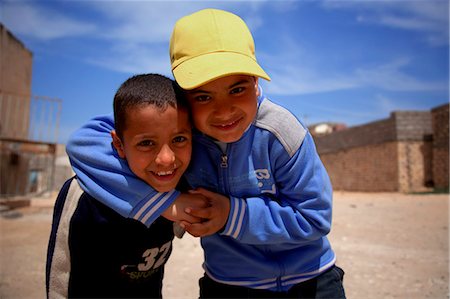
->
[0, 23, 33, 139]
[0, 24, 64, 199]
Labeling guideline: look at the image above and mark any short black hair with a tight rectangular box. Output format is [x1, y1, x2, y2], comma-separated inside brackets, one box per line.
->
[113, 74, 187, 139]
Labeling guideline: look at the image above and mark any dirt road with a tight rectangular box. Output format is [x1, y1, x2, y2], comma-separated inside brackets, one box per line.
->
[0, 191, 448, 299]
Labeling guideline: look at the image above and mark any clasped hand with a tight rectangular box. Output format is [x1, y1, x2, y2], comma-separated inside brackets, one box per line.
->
[161, 188, 230, 237]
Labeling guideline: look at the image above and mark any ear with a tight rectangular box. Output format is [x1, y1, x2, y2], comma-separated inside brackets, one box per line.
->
[111, 130, 126, 159]
[253, 77, 260, 97]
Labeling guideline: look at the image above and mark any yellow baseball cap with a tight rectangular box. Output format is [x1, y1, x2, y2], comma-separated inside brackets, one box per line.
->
[170, 9, 271, 90]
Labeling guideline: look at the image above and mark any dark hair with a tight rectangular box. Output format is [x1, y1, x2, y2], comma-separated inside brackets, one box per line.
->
[113, 74, 187, 139]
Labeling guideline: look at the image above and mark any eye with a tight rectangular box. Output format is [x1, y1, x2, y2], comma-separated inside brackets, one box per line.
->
[137, 139, 154, 147]
[194, 95, 211, 103]
[173, 136, 188, 144]
[230, 86, 245, 95]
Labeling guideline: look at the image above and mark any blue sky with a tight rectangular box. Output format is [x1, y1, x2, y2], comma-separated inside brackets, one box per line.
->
[1, 0, 448, 144]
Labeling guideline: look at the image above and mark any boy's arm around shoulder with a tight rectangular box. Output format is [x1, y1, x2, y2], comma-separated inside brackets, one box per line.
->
[66, 115, 181, 227]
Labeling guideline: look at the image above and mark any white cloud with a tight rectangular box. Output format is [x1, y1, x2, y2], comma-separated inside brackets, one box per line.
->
[1, 2, 97, 40]
[84, 2, 194, 43]
[84, 1, 263, 43]
[265, 52, 447, 96]
[377, 94, 400, 115]
[86, 43, 172, 76]
[78, 2, 251, 74]
[260, 27, 443, 96]
[354, 58, 447, 91]
[323, 0, 449, 46]
[77, 1, 268, 74]
[258, 33, 358, 95]
[0, 1, 273, 74]
[260, 1, 448, 96]
[4, 0, 445, 93]
[264, 66, 358, 95]
[1, 1, 248, 43]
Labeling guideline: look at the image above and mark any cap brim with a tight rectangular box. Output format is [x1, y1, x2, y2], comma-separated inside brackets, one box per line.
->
[172, 52, 271, 90]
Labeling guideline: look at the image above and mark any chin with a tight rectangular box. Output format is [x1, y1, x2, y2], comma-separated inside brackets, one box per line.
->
[144, 181, 172, 193]
[218, 135, 241, 143]
[155, 185, 176, 193]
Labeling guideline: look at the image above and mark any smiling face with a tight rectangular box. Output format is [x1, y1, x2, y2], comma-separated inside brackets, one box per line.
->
[111, 104, 192, 192]
[184, 75, 259, 143]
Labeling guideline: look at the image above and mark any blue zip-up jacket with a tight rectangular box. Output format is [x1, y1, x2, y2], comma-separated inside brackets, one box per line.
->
[66, 90, 336, 292]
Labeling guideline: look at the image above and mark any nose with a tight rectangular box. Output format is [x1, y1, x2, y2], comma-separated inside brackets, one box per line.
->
[155, 144, 175, 166]
[214, 98, 233, 117]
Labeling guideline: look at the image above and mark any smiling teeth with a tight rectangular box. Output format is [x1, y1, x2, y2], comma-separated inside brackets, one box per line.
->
[157, 170, 174, 176]
[220, 120, 237, 127]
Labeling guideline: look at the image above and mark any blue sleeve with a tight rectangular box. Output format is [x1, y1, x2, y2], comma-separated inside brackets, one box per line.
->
[221, 133, 332, 244]
[66, 115, 180, 227]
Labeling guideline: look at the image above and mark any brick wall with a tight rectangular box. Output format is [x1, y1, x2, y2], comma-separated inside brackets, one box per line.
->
[314, 110, 434, 192]
[314, 117, 396, 154]
[431, 104, 449, 189]
[397, 141, 433, 193]
[320, 142, 399, 192]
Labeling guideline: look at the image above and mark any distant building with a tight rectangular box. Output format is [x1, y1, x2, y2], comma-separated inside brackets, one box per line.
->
[309, 122, 347, 137]
[0, 23, 33, 139]
[314, 105, 449, 193]
[0, 23, 68, 201]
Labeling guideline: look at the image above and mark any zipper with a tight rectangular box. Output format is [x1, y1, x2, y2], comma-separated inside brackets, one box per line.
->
[267, 245, 284, 292]
[276, 259, 284, 291]
[220, 154, 228, 168]
[217, 143, 230, 195]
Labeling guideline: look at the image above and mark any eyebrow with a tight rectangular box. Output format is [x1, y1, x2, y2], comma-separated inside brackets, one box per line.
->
[229, 79, 251, 89]
[132, 133, 156, 140]
[187, 79, 251, 95]
[134, 128, 191, 139]
[175, 129, 192, 135]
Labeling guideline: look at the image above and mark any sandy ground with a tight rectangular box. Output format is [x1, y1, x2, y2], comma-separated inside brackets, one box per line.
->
[0, 191, 448, 299]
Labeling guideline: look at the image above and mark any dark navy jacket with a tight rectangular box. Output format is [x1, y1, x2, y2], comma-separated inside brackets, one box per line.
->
[46, 177, 174, 298]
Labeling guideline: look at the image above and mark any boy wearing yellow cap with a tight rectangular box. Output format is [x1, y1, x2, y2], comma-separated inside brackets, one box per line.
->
[66, 8, 346, 299]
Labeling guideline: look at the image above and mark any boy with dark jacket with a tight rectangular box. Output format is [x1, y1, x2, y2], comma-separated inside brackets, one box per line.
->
[46, 74, 206, 298]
